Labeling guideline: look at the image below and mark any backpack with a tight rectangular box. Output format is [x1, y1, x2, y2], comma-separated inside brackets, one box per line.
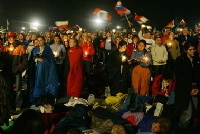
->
[118, 88, 144, 112]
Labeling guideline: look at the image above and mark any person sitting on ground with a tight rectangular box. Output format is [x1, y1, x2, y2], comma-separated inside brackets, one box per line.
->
[151, 73, 175, 104]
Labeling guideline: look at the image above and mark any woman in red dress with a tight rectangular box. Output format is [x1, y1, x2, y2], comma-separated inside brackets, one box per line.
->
[66, 38, 83, 98]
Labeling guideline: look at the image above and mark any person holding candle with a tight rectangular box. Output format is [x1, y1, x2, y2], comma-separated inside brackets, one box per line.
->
[109, 40, 130, 95]
[61, 33, 70, 49]
[80, 32, 95, 90]
[151, 36, 168, 77]
[29, 36, 59, 103]
[50, 35, 66, 98]
[131, 40, 152, 95]
[163, 31, 181, 75]
[1, 32, 28, 111]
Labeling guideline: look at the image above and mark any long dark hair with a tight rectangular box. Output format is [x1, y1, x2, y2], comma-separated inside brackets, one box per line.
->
[137, 39, 147, 54]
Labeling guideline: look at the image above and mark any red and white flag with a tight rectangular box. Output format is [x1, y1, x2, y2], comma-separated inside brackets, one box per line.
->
[179, 19, 187, 26]
[165, 20, 175, 28]
[55, 21, 68, 29]
[93, 8, 111, 20]
[134, 14, 148, 24]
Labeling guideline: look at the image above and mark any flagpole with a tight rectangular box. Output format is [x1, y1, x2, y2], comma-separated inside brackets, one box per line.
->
[7, 19, 9, 31]
[124, 14, 132, 26]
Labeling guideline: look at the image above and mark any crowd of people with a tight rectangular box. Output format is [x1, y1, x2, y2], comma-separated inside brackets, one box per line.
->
[0, 25, 200, 134]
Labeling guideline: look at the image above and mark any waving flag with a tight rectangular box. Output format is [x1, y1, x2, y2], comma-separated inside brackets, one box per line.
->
[165, 20, 175, 28]
[134, 14, 148, 24]
[93, 8, 112, 20]
[115, 1, 131, 15]
[179, 19, 187, 26]
[55, 21, 68, 29]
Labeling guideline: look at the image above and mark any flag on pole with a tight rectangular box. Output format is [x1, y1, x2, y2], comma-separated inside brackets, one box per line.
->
[93, 8, 112, 20]
[165, 20, 175, 28]
[55, 21, 68, 29]
[179, 19, 187, 26]
[134, 14, 148, 24]
[115, 1, 131, 15]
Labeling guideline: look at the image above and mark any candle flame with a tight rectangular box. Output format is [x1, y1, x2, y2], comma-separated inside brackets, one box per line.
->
[53, 50, 58, 57]
[122, 55, 126, 60]
[143, 56, 148, 61]
[168, 42, 172, 46]
[85, 52, 88, 55]
[9, 45, 14, 52]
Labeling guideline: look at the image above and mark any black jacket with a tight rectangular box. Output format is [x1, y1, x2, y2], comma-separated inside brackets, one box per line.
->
[174, 54, 200, 110]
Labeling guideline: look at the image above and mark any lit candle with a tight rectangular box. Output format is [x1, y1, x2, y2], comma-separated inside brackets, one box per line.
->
[168, 42, 172, 47]
[53, 50, 58, 57]
[9, 45, 14, 52]
[141, 24, 146, 28]
[84, 51, 88, 57]
[143, 56, 148, 61]
[121, 55, 127, 61]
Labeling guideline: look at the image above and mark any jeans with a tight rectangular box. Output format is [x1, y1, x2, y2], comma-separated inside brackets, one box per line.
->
[179, 96, 198, 128]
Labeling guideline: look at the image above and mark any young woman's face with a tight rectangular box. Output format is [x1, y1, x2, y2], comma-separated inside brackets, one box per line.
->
[185, 46, 196, 57]
[137, 42, 145, 51]
[151, 123, 161, 133]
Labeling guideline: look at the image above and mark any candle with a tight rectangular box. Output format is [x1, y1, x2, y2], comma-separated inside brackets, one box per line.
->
[9, 45, 14, 52]
[53, 50, 58, 57]
[143, 56, 148, 61]
[141, 24, 146, 28]
[121, 55, 127, 61]
[168, 42, 172, 47]
[84, 51, 88, 57]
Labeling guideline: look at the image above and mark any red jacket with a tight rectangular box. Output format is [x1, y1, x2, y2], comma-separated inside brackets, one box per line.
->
[80, 41, 95, 62]
[151, 74, 175, 96]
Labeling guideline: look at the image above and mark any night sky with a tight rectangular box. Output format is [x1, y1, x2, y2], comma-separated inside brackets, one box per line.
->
[1, 0, 200, 32]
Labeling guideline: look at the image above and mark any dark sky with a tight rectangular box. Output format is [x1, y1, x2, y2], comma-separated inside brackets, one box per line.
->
[1, 0, 200, 32]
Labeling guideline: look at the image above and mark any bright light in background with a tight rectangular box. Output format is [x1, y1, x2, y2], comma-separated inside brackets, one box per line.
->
[95, 19, 103, 24]
[112, 29, 116, 33]
[117, 26, 121, 29]
[33, 22, 39, 27]
[30, 21, 40, 30]
[21, 27, 26, 30]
